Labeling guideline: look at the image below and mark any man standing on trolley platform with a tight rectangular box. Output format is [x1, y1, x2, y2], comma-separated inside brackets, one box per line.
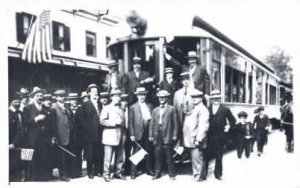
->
[104, 60, 126, 93]
[206, 90, 236, 180]
[159, 67, 180, 105]
[125, 56, 155, 105]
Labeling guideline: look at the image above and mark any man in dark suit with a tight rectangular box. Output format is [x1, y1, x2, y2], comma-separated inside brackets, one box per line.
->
[22, 87, 55, 181]
[149, 90, 178, 180]
[187, 51, 210, 97]
[205, 90, 236, 180]
[52, 90, 74, 182]
[9, 96, 24, 182]
[124, 56, 155, 105]
[104, 60, 126, 93]
[129, 87, 154, 179]
[78, 84, 103, 179]
[159, 67, 180, 105]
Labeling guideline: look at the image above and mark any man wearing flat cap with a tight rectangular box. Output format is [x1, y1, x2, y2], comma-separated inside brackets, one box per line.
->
[149, 90, 178, 180]
[253, 106, 271, 156]
[22, 87, 55, 181]
[205, 90, 236, 180]
[159, 67, 180, 105]
[78, 84, 103, 179]
[104, 60, 126, 93]
[182, 89, 209, 182]
[100, 89, 126, 182]
[124, 56, 155, 105]
[128, 87, 154, 179]
[51, 90, 74, 182]
[187, 51, 210, 97]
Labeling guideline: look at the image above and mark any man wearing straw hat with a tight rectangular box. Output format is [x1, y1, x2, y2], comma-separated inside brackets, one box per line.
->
[128, 87, 154, 179]
[159, 67, 180, 105]
[149, 90, 178, 180]
[100, 89, 126, 182]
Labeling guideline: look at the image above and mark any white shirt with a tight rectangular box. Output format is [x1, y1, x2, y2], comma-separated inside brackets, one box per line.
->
[91, 99, 100, 117]
[159, 104, 167, 125]
[57, 101, 65, 110]
[212, 104, 220, 115]
[134, 70, 140, 78]
[34, 101, 42, 111]
[139, 102, 151, 121]
[166, 77, 173, 84]
[189, 66, 196, 88]
[111, 72, 118, 89]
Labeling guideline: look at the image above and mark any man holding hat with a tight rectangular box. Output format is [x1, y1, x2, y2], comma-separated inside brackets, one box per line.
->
[51, 89, 74, 182]
[128, 87, 154, 179]
[253, 106, 271, 156]
[187, 51, 210, 97]
[17, 88, 29, 112]
[205, 90, 236, 180]
[9, 95, 25, 182]
[182, 89, 209, 182]
[124, 56, 155, 105]
[104, 59, 126, 93]
[100, 89, 126, 182]
[159, 67, 180, 105]
[78, 84, 103, 179]
[149, 90, 178, 180]
[22, 87, 54, 181]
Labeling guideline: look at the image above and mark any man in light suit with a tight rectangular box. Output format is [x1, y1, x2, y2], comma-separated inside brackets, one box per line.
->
[206, 90, 236, 180]
[149, 90, 178, 180]
[182, 89, 209, 182]
[187, 51, 210, 97]
[124, 56, 155, 105]
[100, 89, 126, 182]
[78, 84, 103, 179]
[128, 87, 154, 179]
[52, 90, 74, 182]
[104, 60, 125, 93]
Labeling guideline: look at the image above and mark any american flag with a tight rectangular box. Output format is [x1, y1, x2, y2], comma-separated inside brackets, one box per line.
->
[20, 148, 34, 161]
[21, 10, 52, 63]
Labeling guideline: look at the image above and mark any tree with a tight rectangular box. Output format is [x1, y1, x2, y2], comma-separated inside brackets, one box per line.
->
[265, 46, 293, 84]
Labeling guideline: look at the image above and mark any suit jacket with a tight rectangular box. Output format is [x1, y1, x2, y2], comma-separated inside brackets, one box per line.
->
[149, 105, 178, 145]
[183, 102, 209, 148]
[9, 109, 23, 147]
[191, 65, 210, 95]
[234, 122, 254, 140]
[173, 87, 194, 125]
[22, 103, 54, 148]
[125, 70, 152, 104]
[105, 71, 125, 92]
[129, 102, 153, 141]
[208, 104, 236, 136]
[78, 100, 102, 144]
[52, 103, 73, 146]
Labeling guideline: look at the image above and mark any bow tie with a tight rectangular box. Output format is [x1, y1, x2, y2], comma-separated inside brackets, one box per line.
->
[160, 105, 166, 109]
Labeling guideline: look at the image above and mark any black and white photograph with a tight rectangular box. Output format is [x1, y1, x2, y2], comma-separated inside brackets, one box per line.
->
[1, 0, 300, 187]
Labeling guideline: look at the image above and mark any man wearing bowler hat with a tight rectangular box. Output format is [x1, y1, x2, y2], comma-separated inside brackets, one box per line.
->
[124, 56, 155, 105]
[182, 89, 209, 182]
[78, 84, 103, 179]
[205, 90, 236, 180]
[52, 90, 74, 181]
[128, 87, 154, 179]
[159, 67, 180, 105]
[149, 90, 178, 180]
[104, 60, 126, 93]
[22, 87, 54, 181]
[187, 51, 210, 97]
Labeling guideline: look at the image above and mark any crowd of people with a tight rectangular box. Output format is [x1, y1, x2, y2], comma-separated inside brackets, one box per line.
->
[9, 51, 293, 183]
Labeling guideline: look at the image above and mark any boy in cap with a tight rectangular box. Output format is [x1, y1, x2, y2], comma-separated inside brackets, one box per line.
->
[253, 106, 271, 156]
[182, 89, 209, 181]
[149, 90, 178, 180]
[234, 111, 254, 159]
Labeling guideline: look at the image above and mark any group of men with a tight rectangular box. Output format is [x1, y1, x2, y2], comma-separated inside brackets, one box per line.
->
[8, 50, 277, 183]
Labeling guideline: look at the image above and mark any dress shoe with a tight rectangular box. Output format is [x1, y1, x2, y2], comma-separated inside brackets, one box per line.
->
[152, 174, 161, 180]
[130, 175, 136, 180]
[115, 174, 126, 180]
[215, 176, 222, 181]
[169, 176, 176, 180]
[88, 174, 94, 179]
[146, 171, 155, 176]
[60, 175, 70, 182]
[95, 172, 102, 177]
[104, 176, 111, 182]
